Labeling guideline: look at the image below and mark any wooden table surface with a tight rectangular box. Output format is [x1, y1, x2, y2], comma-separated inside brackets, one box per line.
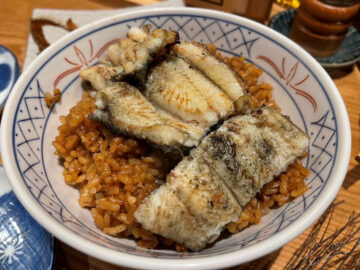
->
[1, 0, 359, 269]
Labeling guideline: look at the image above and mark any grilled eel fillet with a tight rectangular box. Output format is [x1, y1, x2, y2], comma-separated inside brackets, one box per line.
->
[172, 41, 247, 102]
[135, 107, 310, 251]
[80, 27, 249, 149]
[144, 41, 249, 127]
[145, 55, 235, 127]
[90, 82, 204, 148]
[79, 25, 179, 91]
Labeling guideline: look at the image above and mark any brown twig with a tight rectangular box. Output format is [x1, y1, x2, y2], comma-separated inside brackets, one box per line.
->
[285, 201, 360, 269]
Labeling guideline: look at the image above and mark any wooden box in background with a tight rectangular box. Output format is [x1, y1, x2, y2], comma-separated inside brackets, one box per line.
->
[185, 0, 274, 23]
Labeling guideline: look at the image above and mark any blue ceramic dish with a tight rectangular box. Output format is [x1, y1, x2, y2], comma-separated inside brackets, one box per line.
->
[0, 166, 53, 270]
[0, 45, 19, 109]
[269, 9, 360, 68]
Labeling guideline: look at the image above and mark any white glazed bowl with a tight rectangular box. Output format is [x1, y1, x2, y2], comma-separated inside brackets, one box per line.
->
[0, 7, 351, 270]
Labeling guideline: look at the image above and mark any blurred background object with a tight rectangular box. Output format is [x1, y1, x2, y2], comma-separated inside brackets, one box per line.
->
[276, 0, 300, 8]
[320, 0, 360, 7]
[185, 0, 274, 23]
[269, 8, 360, 77]
[289, 0, 360, 57]
[353, 7, 360, 30]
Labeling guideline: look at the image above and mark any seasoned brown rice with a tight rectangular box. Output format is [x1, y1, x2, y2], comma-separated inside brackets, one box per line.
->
[45, 88, 62, 107]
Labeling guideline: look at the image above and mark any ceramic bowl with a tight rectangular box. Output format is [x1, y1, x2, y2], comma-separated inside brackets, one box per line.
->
[0, 46, 53, 270]
[0, 166, 53, 270]
[0, 7, 351, 270]
[0, 45, 19, 110]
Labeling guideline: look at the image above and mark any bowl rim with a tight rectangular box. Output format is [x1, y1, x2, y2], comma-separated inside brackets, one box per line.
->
[0, 7, 351, 270]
